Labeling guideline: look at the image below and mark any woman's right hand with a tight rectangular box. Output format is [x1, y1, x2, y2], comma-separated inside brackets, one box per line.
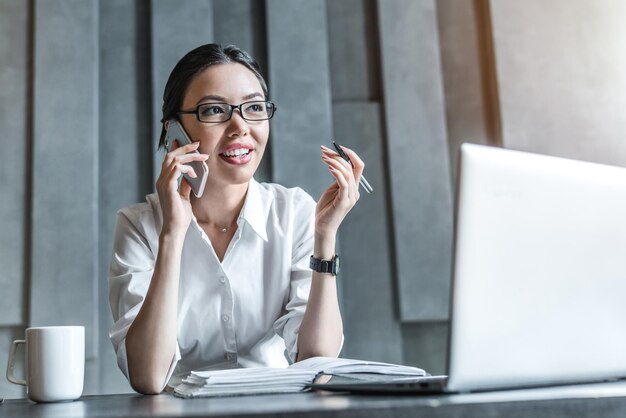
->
[156, 141, 209, 237]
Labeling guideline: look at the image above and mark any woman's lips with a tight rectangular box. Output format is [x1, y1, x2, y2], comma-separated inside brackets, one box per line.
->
[219, 149, 253, 165]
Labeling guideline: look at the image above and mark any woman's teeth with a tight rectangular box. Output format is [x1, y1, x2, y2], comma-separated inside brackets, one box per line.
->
[222, 149, 251, 158]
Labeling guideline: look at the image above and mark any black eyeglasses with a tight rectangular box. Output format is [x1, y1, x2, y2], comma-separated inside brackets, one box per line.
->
[177, 100, 277, 123]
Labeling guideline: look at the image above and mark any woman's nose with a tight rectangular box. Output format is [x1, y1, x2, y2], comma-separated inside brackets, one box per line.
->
[227, 109, 249, 136]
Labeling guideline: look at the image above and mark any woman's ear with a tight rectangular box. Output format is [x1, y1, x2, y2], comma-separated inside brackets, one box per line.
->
[164, 120, 170, 131]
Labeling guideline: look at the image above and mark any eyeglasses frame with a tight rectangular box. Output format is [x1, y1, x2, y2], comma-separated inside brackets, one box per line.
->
[177, 100, 277, 123]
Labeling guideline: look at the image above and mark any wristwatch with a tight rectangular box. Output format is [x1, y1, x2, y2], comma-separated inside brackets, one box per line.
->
[309, 254, 340, 276]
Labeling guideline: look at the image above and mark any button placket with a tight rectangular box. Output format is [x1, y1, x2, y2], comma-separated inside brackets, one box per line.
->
[218, 266, 237, 358]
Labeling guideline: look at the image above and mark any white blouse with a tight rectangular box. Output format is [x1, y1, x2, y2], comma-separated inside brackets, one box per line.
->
[108, 179, 316, 388]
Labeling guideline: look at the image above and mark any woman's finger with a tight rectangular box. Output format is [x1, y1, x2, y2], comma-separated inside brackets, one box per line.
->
[159, 162, 196, 195]
[170, 153, 209, 170]
[327, 166, 350, 206]
[321, 145, 364, 193]
[339, 146, 365, 185]
[171, 140, 200, 154]
[162, 141, 201, 168]
[179, 176, 192, 199]
[322, 156, 352, 185]
[323, 164, 357, 211]
[179, 164, 197, 178]
[165, 151, 205, 176]
[322, 156, 358, 198]
[320, 146, 353, 170]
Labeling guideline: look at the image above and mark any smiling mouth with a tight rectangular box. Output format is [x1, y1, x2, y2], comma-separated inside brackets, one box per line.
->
[220, 148, 252, 158]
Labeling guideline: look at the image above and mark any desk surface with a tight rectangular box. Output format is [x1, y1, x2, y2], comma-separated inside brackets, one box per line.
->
[3, 381, 626, 418]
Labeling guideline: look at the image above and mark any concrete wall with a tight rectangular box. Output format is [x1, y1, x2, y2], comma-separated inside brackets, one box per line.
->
[2, 0, 626, 396]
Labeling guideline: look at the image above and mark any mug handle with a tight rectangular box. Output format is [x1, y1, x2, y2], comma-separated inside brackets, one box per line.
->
[6, 339, 26, 386]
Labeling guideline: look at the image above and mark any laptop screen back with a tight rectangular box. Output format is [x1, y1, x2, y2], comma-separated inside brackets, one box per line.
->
[447, 144, 626, 392]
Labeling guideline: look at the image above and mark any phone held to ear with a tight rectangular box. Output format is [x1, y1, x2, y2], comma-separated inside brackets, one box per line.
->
[164, 119, 209, 198]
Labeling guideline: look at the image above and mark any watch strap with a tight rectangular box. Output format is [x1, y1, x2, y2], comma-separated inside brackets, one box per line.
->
[309, 254, 340, 275]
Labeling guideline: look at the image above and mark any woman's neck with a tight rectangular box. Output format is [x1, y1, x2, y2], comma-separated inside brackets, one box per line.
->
[191, 180, 249, 230]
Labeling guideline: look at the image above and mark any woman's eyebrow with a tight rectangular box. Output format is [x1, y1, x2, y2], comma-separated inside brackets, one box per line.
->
[242, 92, 264, 101]
[195, 94, 226, 105]
[195, 92, 264, 105]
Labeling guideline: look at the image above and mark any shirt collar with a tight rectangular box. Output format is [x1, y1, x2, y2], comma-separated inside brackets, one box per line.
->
[239, 178, 269, 242]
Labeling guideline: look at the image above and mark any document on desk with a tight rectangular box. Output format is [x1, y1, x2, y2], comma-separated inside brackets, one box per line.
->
[173, 357, 427, 398]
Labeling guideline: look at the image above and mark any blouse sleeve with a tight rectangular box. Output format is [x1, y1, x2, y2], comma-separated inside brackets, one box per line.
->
[272, 188, 316, 363]
[108, 209, 181, 390]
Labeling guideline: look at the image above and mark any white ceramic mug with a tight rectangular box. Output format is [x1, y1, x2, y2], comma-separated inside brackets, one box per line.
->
[6, 326, 85, 402]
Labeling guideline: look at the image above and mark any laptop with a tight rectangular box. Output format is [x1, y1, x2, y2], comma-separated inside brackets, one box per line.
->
[312, 143, 626, 394]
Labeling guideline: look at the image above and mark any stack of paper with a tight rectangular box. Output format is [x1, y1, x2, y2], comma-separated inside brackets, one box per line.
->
[174, 367, 318, 398]
[291, 357, 427, 382]
[174, 357, 427, 398]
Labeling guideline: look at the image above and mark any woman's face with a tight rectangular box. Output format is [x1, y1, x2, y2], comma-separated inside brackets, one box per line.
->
[178, 63, 270, 188]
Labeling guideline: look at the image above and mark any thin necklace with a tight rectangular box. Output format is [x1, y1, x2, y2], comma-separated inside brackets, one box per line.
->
[217, 221, 237, 233]
[197, 219, 232, 234]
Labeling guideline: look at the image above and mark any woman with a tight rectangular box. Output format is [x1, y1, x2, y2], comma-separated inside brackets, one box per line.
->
[108, 44, 363, 394]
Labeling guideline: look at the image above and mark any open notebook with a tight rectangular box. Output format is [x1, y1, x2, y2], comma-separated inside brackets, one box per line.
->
[173, 357, 426, 397]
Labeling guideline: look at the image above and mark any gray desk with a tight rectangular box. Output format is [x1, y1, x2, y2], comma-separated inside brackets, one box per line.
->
[3, 381, 626, 418]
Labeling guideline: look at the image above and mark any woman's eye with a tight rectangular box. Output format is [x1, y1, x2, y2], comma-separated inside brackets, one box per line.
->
[201, 105, 226, 116]
[245, 103, 264, 113]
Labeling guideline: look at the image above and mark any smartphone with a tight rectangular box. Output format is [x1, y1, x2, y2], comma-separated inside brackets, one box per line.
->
[164, 119, 209, 197]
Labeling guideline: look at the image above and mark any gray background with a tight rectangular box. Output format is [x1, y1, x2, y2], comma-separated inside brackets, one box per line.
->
[2, 0, 626, 396]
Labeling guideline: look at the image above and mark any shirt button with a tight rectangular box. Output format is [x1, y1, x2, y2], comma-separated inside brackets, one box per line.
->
[219, 276, 226, 283]
[222, 314, 229, 322]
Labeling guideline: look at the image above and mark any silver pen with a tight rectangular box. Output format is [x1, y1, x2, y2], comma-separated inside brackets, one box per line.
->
[332, 141, 373, 194]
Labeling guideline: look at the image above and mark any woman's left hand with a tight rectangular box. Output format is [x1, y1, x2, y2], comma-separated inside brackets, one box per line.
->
[315, 145, 364, 239]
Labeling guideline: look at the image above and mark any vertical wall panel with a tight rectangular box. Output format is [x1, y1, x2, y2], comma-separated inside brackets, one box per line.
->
[98, 0, 150, 394]
[378, 0, 453, 321]
[437, 0, 501, 183]
[490, 0, 626, 166]
[213, 0, 266, 68]
[266, 0, 333, 198]
[213, 0, 271, 183]
[30, 0, 99, 369]
[334, 103, 403, 363]
[150, 0, 213, 181]
[327, 0, 381, 101]
[0, 0, 28, 326]
[326, 0, 401, 364]
[402, 321, 448, 375]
